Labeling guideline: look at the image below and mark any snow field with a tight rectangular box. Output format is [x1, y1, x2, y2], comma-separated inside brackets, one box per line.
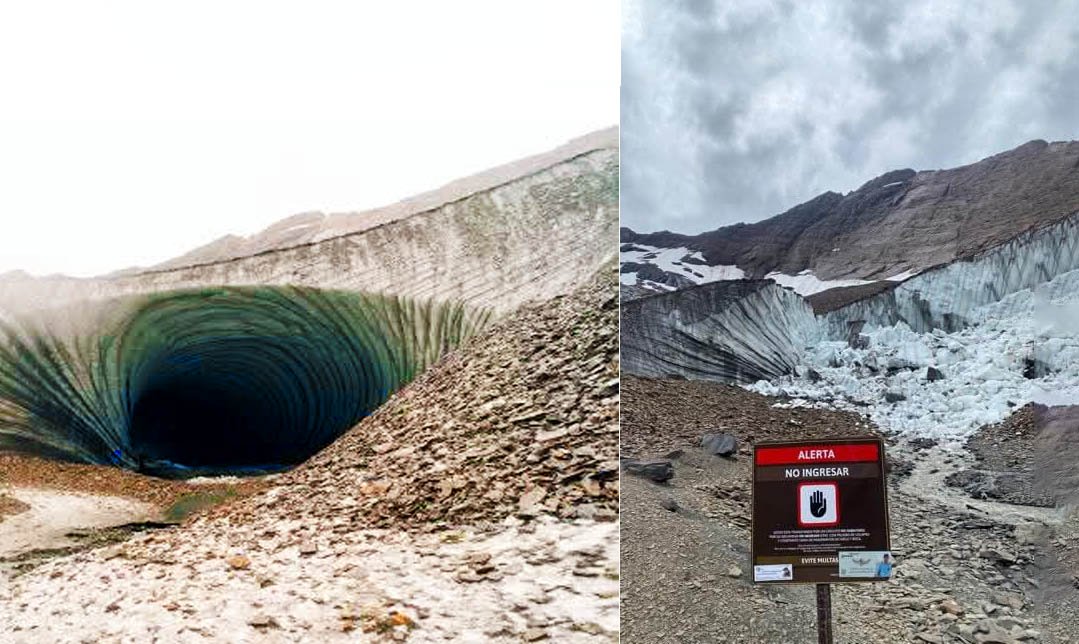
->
[620, 245, 744, 288]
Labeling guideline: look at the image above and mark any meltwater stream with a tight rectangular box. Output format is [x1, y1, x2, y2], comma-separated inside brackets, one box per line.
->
[0, 286, 490, 477]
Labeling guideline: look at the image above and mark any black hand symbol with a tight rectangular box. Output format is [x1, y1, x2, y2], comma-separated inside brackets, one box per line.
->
[809, 490, 827, 518]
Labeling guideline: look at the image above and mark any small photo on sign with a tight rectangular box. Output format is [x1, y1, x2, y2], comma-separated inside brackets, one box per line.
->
[753, 564, 794, 582]
[797, 482, 839, 527]
[839, 551, 894, 578]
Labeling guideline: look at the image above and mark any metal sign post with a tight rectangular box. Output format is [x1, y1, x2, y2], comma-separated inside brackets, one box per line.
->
[815, 584, 833, 644]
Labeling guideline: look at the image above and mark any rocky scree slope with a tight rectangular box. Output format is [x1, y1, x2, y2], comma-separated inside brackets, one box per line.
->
[622, 139, 1079, 295]
[621, 376, 1077, 644]
[211, 263, 620, 530]
[947, 403, 1079, 509]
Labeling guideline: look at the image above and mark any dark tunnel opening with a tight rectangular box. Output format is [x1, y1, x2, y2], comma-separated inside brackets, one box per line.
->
[0, 286, 488, 478]
[130, 383, 290, 470]
[124, 335, 379, 477]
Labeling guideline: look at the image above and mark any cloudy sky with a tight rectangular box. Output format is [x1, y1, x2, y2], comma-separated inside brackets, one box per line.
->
[0, 1, 617, 277]
[622, 0, 1079, 234]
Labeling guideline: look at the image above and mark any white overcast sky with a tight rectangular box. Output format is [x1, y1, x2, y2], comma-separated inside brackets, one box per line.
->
[0, 1, 618, 277]
[622, 0, 1079, 234]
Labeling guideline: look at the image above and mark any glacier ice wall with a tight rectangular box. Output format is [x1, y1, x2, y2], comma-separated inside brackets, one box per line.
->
[621, 280, 819, 383]
[0, 286, 490, 475]
[0, 145, 619, 319]
[821, 211, 1079, 337]
[751, 264, 1079, 443]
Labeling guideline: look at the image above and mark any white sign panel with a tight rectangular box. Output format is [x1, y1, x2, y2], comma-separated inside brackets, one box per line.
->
[797, 482, 838, 527]
[753, 564, 794, 582]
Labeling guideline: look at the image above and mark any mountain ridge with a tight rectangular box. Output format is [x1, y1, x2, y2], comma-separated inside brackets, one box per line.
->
[2, 128, 619, 318]
[622, 138, 1079, 294]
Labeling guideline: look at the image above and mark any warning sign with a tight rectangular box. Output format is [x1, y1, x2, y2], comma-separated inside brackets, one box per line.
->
[751, 437, 891, 584]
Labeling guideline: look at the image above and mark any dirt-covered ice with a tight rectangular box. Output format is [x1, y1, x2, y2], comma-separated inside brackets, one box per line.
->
[0, 516, 618, 643]
[0, 487, 156, 560]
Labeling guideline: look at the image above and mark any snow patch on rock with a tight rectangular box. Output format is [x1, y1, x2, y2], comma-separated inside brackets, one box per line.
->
[619, 244, 744, 289]
[764, 270, 874, 296]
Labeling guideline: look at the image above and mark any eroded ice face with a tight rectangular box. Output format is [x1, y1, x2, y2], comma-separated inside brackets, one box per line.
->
[750, 264, 1079, 445]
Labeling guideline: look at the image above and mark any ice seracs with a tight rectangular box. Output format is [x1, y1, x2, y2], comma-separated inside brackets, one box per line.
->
[819, 212, 1079, 337]
[625, 206, 1079, 448]
[750, 262, 1079, 444]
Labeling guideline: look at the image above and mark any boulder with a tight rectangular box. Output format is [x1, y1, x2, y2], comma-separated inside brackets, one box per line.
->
[701, 433, 738, 457]
[621, 458, 674, 483]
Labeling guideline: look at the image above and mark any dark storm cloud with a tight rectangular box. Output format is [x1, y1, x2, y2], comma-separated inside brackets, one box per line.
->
[621, 0, 1079, 234]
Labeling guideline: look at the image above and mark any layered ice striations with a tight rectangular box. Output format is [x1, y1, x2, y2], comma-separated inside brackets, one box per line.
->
[621, 280, 819, 383]
[0, 286, 490, 476]
[821, 212, 1079, 337]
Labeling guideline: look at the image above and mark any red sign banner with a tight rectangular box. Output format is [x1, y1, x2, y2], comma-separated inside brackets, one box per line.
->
[755, 443, 879, 466]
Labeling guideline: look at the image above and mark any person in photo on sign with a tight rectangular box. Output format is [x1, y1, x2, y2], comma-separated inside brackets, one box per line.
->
[876, 553, 893, 578]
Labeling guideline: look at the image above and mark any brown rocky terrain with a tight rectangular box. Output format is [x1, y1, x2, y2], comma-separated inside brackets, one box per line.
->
[805, 280, 899, 314]
[622, 139, 1079, 283]
[0, 453, 265, 509]
[620, 376, 879, 457]
[621, 376, 1079, 644]
[948, 402, 1079, 518]
[214, 264, 620, 531]
[0, 493, 28, 520]
[0, 452, 269, 580]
